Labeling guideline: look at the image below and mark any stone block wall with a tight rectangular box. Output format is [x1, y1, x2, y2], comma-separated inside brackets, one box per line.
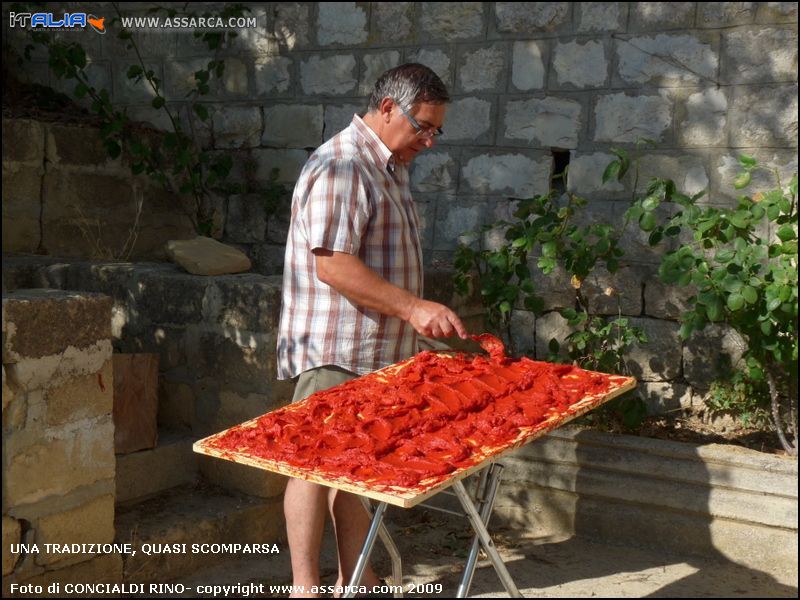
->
[1, 118, 196, 261]
[2, 3, 798, 406]
[2, 289, 121, 588]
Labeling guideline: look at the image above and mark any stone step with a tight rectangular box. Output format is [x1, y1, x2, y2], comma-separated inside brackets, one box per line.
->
[115, 430, 199, 505]
[115, 482, 284, 584]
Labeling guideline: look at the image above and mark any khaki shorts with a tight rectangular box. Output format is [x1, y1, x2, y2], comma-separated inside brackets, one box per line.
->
[292, 365, 358, 403]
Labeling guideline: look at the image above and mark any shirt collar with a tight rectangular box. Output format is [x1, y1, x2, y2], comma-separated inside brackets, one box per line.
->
[351, 114, 397, 173]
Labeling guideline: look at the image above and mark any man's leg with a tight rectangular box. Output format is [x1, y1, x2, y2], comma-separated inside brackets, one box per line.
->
[285, 478, 328, 597]
[285, 366, 370, 596]
[328, 489, 382, 592]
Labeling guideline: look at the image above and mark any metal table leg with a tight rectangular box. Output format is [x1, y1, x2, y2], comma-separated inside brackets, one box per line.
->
[456, 463, 505, 597]
[453, 480, 523, 598]
[360, 497, 404, 598]
[343, 501, 388, 599]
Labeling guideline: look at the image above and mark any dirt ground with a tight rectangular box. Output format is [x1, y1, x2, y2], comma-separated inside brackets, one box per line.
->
[163, 508, 796, 598]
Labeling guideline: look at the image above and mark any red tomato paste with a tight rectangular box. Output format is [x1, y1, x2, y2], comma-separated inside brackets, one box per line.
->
[209, 335, 629, 491]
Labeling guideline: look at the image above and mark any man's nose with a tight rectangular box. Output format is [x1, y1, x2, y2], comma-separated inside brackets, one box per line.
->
[422, 136, 435, 148]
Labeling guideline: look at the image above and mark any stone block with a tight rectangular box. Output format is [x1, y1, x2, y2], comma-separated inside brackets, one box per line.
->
[3, 290, 112, 362]
[226, 194, 267, 243]
[581, 266, 643, 316]
[729, 84, 798, 148]
[615, 34, 718, 87]
[639, 381, 694, 416]
[422, 2, 485, 41]
[636, 153, 710, 199]
[535, 311, 573, 360]
[460, 152, 551, 198]
[530, 263, 577, 312]
[165, 238, 251, 277]
[8, 553, 122, 593]
[511, 41, 547, 91]
[165, 57, 210, 100]
[317, 2, 368, 45]
[300, 55, 357, 96]
[644, 278, 696, 320]
[113, 354, 158, 454]
[2, 516, 20, 576]
[432, 196, 483, 251]
[372, 2, 416, 44]
[456, 44, 506, 93]
[593, 92, 672, 143]
[2, 163, 43, 254]
[677, 88, 729, 147]
[413, 197, 436, 252]
[553, 39, 608, 89]
[509, 310, 536, 356]
[495, 2, 571, 34]
[4, 417, 115, 506]
[629, 2, 695, 30]
[439, 97, 492, 144]
[578, 2, 625, 33]
[755, 2, 798, 23]
[135, 267, 209, 324]
[251, 244, 288, 276]
[198, 454, 288, 500]
[193, 330, 276, 396]
[227, 8, 272, 55]
[566, 152, 626, 196]
[252, 148, 307, 184]
[221, 58, 249, 96]
[262, 104, 324, 148]
[35, 495, 115, 566]
[211, 106, 262, 149]
[323, 105, 362, 142]
[407, 48, 453, 88]
[723, 27, 797, 84]
[698, 2, 757, 27]
[684, 324, 747, 390]
[254, 55, 293, 96]
[272, 2, 311, 50]
[2, 118, 45, 163]
[710, 151, 798, 205]
[205, 274, 283, 332]
[411, 151, 458, 193]
[623, 317, 682, 382]
[504, 97, 583, 149]
[158, 380, 195, 431]
[115, 431, 198, 504]
[113, 62, 163, 104]
[45, 359, 113, 427]
[359, 51, 401, 96]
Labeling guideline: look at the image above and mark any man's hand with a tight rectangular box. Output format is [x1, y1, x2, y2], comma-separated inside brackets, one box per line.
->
[407, 297, 468, 339]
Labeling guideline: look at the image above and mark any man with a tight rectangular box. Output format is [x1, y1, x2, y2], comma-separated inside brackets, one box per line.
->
[276, 63, 468, 596]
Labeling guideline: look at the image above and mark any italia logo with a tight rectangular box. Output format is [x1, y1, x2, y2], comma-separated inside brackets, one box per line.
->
[8, 12, 107, 34]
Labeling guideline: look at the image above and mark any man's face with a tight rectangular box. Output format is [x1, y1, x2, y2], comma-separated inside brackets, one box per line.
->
[384, 101, 446, 165]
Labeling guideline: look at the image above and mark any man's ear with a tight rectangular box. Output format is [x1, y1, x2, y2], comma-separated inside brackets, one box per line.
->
[378, 97, 395, 123]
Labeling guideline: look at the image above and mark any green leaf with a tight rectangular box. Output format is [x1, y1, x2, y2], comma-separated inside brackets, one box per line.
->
[126, 65, 143, 79]
[790, 174, 798, 196]
[639, 212, 657, 232]
[741, 286, 758, 304]
[715, 249, 736, 263]
[738, 155, 757, 169]
[706, 298, 723, 321]
[151, 96, 166, 109]
[776, 224, 797, 242]
[642, 196, 660, 211]
[602, 160, 621, 184]
[733, 172, 751, 189]
[73, 82, 89, 98]
[193, 103, 209, 121]
[548, 338, 560, 354]
[726, 293, 745, 311]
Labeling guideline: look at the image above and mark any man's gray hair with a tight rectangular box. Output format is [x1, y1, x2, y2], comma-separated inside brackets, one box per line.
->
[367, 63, 450, 112]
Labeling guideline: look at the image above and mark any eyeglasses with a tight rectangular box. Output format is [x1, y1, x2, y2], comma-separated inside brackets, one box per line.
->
[395, 102, 443, 139]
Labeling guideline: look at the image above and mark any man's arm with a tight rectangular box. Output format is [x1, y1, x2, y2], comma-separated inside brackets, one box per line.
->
[314, 249, 468, 339]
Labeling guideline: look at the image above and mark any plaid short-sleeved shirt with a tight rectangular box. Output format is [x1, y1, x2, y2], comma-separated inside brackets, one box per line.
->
[276, 115, 423, 380]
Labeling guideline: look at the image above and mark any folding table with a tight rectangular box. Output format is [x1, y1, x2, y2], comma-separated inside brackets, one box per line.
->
[194, 344, 635, 598]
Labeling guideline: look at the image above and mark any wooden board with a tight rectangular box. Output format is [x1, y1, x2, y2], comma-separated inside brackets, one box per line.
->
[113, 353, 159, 454]
[194, 355, 636, 508]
